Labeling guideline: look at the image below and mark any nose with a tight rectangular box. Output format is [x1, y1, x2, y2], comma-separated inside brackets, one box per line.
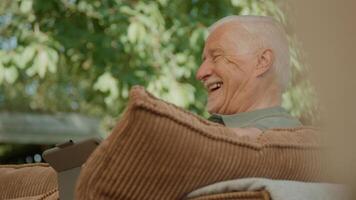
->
[196, 60, 213, 81]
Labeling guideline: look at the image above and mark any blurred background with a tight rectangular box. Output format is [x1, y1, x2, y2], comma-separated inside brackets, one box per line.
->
[286, 0, 356, 195]
[0, 0, 317, 164]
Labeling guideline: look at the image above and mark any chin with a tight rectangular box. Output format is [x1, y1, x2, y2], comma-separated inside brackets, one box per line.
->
[207, 101, 220, 114]
[206, 90, 225, 114]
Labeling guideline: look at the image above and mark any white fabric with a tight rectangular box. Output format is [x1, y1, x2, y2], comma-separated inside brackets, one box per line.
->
[187, 178, 351, 200]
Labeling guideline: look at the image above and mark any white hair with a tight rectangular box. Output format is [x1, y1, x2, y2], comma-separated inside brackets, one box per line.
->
[209, 15, 291, 91]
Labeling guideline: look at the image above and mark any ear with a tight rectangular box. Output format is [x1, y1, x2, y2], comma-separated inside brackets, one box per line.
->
[254, 49, 274, 77]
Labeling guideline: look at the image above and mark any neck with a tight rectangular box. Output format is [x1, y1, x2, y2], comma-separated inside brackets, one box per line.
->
[245, 83, 282, 112]
[215, 75, 283, 115]
[229, 78, 282, 114]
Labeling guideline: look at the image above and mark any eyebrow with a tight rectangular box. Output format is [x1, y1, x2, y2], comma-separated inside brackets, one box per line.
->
[201, 48, 224, 60]
[210, 48, 224, 56]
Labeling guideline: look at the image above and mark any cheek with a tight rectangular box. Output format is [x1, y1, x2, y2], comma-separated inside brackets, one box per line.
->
[221, 64, 245, 88]
[219, 65, 248, 102]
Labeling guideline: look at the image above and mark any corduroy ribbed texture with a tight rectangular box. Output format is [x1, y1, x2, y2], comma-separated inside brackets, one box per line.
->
[187, 190, 270, 200]
[0, 163, 58, 200]
[75, 86, 323, 200]
[7, 190, 58, 200]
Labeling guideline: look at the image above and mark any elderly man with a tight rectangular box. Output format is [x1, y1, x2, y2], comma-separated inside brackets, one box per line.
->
[188, 15, 349, 200]
[196, 15, 302, 135]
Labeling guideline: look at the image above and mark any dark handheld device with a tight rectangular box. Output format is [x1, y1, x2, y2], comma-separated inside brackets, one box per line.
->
[42, 137, 101, 200]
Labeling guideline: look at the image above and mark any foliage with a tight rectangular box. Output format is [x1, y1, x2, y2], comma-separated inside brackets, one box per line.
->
[0, 0, 317, 136]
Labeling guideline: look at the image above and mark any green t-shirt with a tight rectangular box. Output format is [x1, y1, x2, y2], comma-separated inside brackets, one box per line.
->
[208, 106, 302, 131]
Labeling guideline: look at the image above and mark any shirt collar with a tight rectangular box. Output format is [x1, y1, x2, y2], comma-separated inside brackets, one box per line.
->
[210, 106, 302, 130]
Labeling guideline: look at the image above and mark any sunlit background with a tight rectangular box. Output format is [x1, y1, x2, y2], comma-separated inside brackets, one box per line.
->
[0, 0, 316, 164]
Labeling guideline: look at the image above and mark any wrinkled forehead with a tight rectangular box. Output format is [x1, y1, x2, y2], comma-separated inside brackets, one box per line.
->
[204, 21, 258, 55]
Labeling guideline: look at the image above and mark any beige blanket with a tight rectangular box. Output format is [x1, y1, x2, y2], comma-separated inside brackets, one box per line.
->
[187, 178, 351, 200]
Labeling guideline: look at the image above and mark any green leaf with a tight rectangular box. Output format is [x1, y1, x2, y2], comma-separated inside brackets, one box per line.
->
[19, 46, 36, 69]
[0, 62, 4, 84]
[46, 48, 58, 73]
[20, 0, 33, 13]
[93, 72, 119, 105]
[4, 67, 18, 84]
[37, 49, 49, 78]
[128, 22, 139, 43]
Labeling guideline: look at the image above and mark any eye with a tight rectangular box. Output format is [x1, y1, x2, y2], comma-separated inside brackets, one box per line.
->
[213, 55, 222, 61]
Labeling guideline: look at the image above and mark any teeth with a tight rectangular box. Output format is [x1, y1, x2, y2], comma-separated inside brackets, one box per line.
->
[208, 82, 222, 91]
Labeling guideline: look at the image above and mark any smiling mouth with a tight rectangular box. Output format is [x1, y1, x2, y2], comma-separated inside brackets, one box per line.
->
[207, 82, 223, 93]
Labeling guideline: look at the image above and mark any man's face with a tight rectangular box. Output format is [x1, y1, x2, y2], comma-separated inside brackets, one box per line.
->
[196, 22, 259, 114]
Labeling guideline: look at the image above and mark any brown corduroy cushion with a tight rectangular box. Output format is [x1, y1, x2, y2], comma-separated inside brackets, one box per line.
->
[76, 86, 323, 200]
[7, 190, 58, 200]
[0, 163, 58, 200]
